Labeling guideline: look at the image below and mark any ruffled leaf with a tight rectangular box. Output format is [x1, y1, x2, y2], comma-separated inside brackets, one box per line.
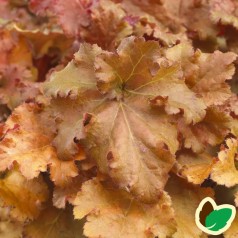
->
[73, 178, 176, 238]
[0, 169, 49, 221]
[211, 138, 238, 187]
[24, 206, 84, 238]
[166, 175, 213, 238]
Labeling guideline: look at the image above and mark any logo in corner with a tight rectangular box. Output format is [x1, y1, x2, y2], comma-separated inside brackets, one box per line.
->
[195, 197, 236, 235]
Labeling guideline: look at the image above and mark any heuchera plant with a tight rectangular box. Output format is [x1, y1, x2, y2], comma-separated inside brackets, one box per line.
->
[0, 0, 238, 237]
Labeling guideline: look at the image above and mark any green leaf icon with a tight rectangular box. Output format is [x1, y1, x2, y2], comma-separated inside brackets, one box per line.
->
[196, 197, 236, 235]
[205, 208, 233, 231]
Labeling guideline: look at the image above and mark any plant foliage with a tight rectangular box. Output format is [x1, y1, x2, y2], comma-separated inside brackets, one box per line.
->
[0, 0, 238, 237]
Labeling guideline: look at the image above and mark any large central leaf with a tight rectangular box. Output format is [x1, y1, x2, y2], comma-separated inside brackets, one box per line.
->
[96, 37, 206, 124]
[83, 97, 178, 202]
[41, 36, 234, 203]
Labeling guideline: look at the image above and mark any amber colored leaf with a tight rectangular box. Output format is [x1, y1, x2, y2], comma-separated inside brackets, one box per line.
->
[95, 37, 161, 93]
[48, 152, 82, 187]
[0, 30, 39, 109]
[132, 16, 187, 47]
[178, 107, 231, 153]
[81, 0, 132, 49]
[175, 152, 215, 185]
[42, 37, 228, 203]
[193, 107, 232, 147]
[0, 201, 23, 238]
[0, 103, 56, 179]
[13, 25, 73, 58]
[0, 219, 22, 238]
[49, 156, 81, 187]
[164, 0, 218, 40]
[166, 175, 214, 238]
[44, 43, 102, 99]
[121, 0, 216, 41]
[53, 176, 83, 209]
[190, 51, 236, 106]
[219, 95, 238, 137]
[165, 43, 237, 107]
[119, 0, 182, 35]
[210, 138, 238, 187]
[7, 35, 33, 67]
[0, 103, 81, 186]
[24, 206, 84, 238]
[83, 98, 178, 203]
[0, 28, 32, 63]
[42, 98, 97, 160]
[41, 37, 237, 204]
[0, 169, 49, 221]
[144, 77, 206, 124]
[226, 95, 238, 117]
[73, 178, 176, 238]
[96, 37, 206, 124]
[231, 120, 238, 138]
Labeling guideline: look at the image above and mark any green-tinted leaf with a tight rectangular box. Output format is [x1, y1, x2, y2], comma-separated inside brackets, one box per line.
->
[205, 208, 233, 231]
[43, 43, 102, 99]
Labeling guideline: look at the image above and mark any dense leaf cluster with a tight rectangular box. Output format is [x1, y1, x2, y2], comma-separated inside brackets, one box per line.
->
[0, 0, 238, 237]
